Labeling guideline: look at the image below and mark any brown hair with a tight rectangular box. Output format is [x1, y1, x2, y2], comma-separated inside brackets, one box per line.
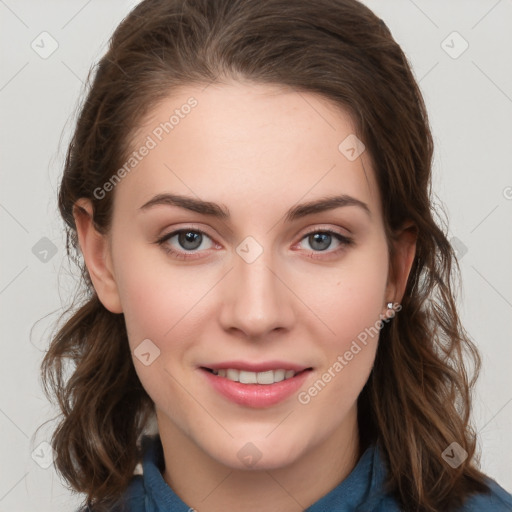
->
[41, 0, 490, 510]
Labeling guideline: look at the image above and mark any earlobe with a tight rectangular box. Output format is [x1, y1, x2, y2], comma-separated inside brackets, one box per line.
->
[73, 199, 123, 314]
[385, 221, 418, 306]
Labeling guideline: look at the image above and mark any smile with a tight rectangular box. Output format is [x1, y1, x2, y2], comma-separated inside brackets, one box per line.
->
[205, 368, 301, 384]
[200, 366, 313, 408]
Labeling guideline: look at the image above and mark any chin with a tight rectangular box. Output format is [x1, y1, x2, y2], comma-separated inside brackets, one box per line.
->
[205, 436, 306, 471]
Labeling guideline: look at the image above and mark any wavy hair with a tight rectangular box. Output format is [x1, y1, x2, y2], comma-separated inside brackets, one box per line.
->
[41, 0, 490, 510]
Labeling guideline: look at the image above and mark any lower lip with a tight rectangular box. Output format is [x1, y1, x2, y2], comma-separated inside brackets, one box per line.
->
[200, 368, 312, 408]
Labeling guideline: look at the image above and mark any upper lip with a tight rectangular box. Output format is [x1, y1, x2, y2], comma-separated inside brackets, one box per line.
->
[201, 361, 312, 372]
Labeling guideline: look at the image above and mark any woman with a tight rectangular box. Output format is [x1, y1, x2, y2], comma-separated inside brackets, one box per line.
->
[41, 0, 512, 511]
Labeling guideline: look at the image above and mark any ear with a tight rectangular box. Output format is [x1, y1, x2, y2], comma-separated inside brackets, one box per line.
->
[385, 221, 418, 306]
[73, 199, 123, 313]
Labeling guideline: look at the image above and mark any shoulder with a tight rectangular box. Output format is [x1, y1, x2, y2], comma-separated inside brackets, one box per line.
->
[78, 475, 146, 512]
[113, 475, 146, 511]
[368, 478, 512, 512]
[457, 478, 512, 511]
[368, 448, 512, 512]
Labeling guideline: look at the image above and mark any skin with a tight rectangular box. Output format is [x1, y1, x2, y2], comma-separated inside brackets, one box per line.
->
[74, 80, 417, 511]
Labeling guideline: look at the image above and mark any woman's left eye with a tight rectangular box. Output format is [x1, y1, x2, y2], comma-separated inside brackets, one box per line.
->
[155, 228, 354, 260]
[297, 229, 354, 258]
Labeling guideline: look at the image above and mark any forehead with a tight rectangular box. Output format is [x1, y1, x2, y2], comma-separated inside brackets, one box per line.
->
[114, 81, 381, 222]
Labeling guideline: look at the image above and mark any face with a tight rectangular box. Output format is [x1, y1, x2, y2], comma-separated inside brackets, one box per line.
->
[82, 81, 402, 471]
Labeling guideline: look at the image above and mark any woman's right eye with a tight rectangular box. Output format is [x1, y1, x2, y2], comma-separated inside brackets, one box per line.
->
[156, 229, 215, 260]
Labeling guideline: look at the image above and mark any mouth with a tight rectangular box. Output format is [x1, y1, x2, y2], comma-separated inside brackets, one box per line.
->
[201, 367, 313, 385]
[200, 365, 313, 407]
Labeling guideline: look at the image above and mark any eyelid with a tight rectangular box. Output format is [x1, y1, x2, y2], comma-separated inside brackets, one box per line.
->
[299, 224, 351, 238]
[156, 223, 214, 241]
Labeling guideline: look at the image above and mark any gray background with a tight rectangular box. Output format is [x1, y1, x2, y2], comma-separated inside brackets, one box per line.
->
[0, 0, 511, 510]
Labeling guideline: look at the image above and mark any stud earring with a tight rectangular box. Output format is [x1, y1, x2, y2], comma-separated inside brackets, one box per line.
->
[385, 302, 397, 320]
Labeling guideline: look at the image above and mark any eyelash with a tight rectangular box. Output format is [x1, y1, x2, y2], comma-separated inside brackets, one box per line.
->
[155, 227, 354, 261]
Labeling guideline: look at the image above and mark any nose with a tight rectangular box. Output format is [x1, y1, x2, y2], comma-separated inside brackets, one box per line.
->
[218, 246, 295, 341]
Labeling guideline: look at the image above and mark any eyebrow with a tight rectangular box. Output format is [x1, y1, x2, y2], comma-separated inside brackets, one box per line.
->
[139, 193, 371, 222]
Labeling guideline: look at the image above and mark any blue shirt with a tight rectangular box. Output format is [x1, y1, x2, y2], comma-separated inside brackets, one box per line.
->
[103, 435, 512, 511]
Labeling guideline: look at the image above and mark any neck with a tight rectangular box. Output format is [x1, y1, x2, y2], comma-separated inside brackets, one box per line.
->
[158, 407, 361, 512]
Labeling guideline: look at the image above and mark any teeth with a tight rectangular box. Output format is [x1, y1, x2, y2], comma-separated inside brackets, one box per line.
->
[256, 370, 274, 384]
[226, 368, 238, 381]
[239, 370, 258, 384]
[211, 368, 299, 384]
[272, 369, 286, 382]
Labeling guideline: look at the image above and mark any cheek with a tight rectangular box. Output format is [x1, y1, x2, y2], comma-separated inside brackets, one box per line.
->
[302, 241, 388, 402]
[118, 270, 169, 346]
[317, 244, 389, 343]
[113, 243, 212, 353]
[113, 246, 207, 411]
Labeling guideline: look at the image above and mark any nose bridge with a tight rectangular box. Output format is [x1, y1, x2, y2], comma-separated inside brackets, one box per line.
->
[221, 235, 292, 336]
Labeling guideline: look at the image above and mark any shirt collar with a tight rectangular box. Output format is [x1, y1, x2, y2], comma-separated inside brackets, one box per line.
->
[306, 441, 389, 511]
[138, 435, 390, 511]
